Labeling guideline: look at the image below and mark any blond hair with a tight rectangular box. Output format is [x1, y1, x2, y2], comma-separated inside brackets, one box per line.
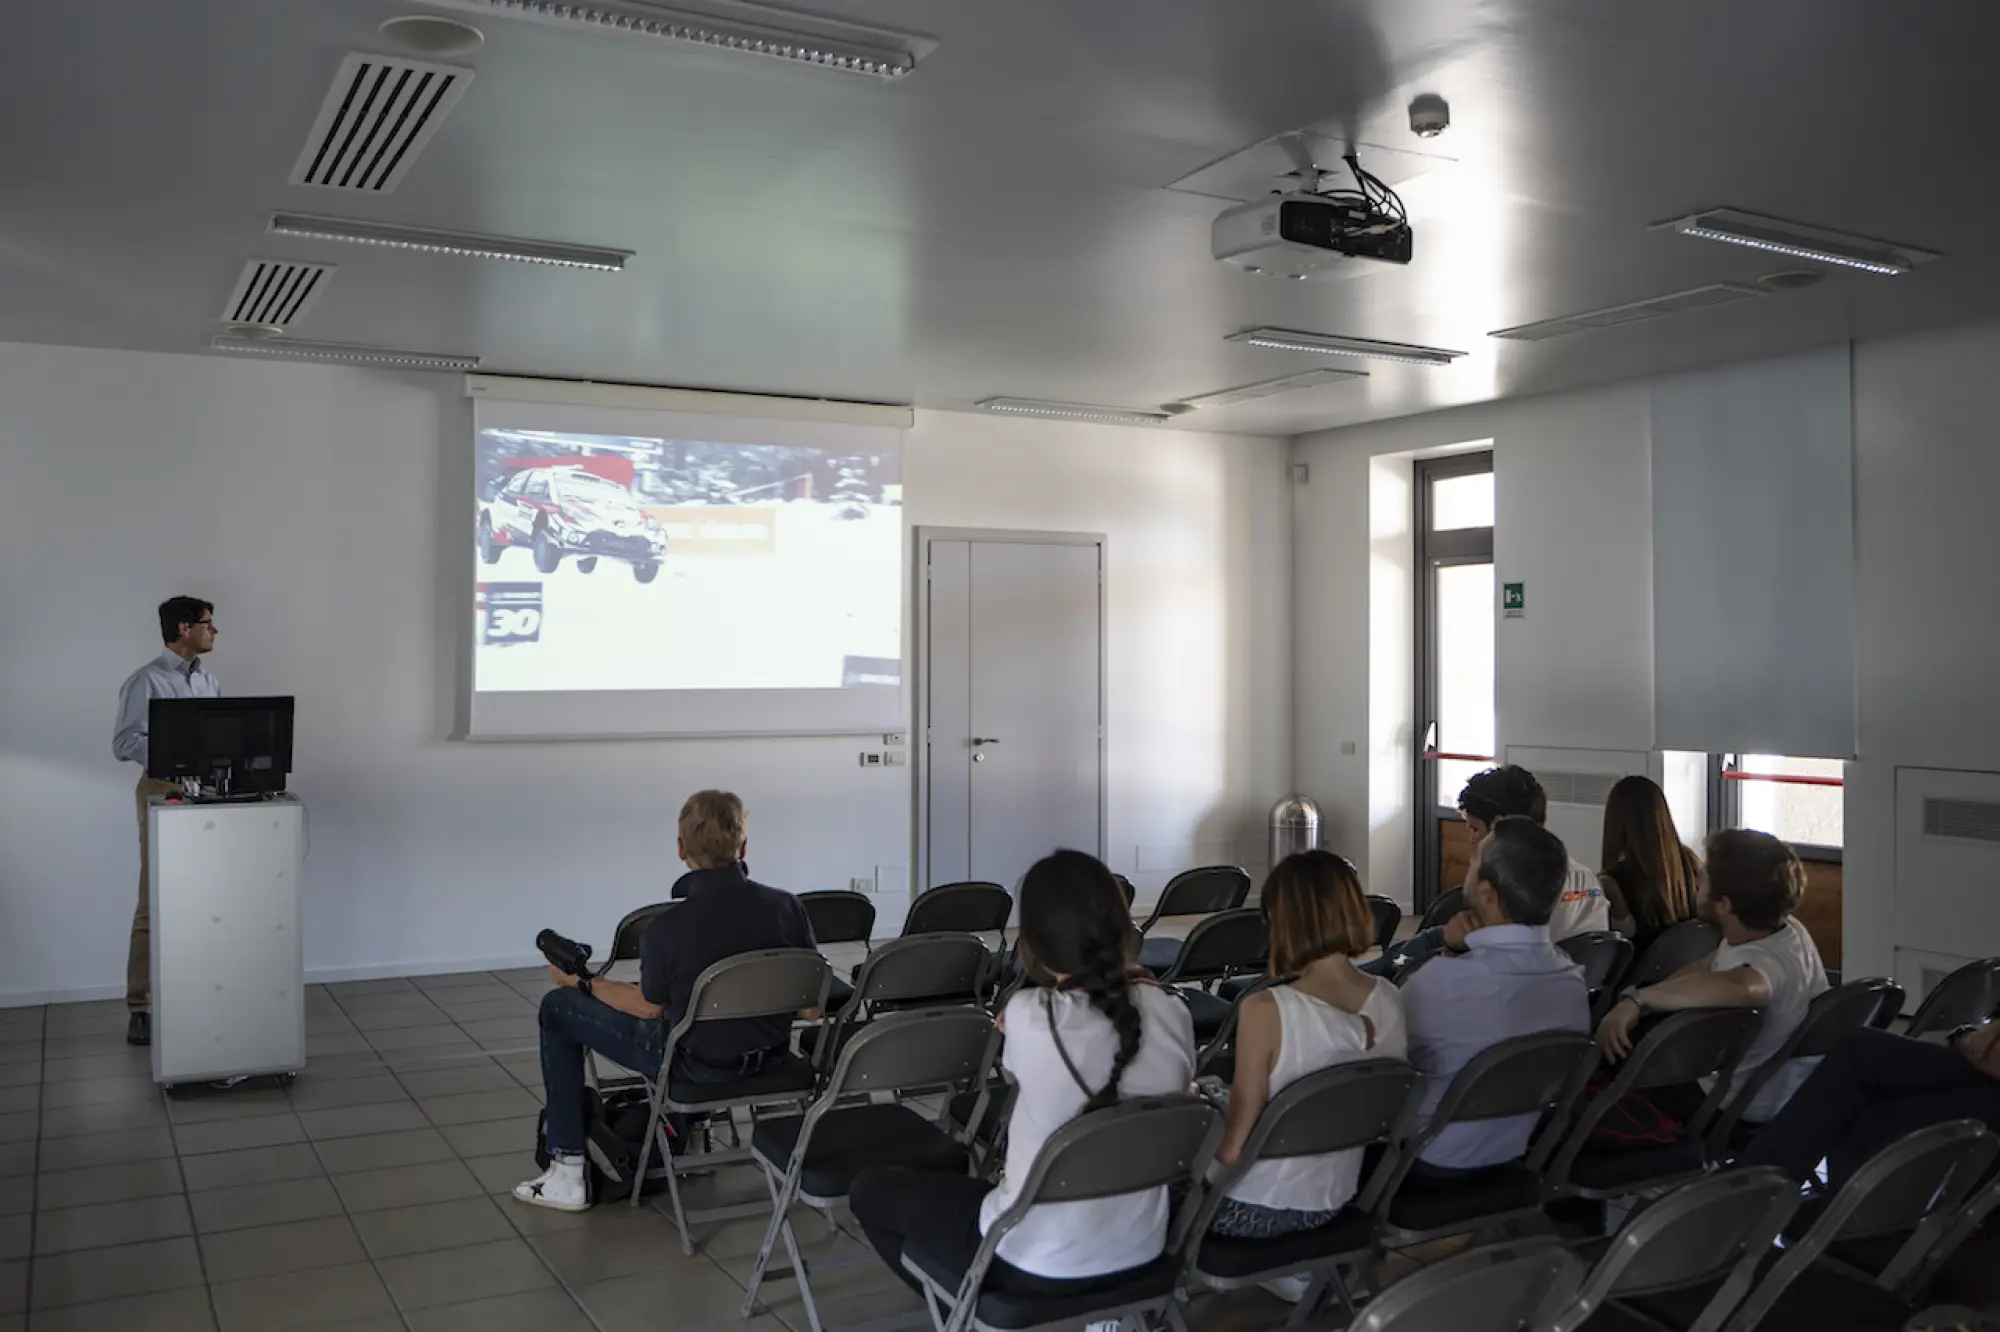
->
[679, 790, 747, 869]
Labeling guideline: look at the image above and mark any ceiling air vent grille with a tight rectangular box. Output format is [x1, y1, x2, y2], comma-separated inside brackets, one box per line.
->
[221, 259, 335, 329]
[1924, 798, 2000, 845]
[1540, 771, 1622, 808]
[290, 53, 473, 193]
[1490, 283, 1767, 342]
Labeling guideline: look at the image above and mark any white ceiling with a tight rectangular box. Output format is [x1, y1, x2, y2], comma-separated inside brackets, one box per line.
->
[4, 0, 1999, 434]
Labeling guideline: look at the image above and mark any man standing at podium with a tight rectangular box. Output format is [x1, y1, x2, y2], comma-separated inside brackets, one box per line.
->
[111, 596, 219, 1047]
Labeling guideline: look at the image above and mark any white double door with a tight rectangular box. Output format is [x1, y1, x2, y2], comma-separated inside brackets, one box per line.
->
[921, 532, 1104, 891]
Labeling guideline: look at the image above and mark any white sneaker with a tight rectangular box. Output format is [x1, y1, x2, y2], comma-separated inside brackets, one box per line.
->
[1260, 1275, 1311, 1303]
[1084, 1322, 1125, 1332]
[512, 1157, 590, 1211]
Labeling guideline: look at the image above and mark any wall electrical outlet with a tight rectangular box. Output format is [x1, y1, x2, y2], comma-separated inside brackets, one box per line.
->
[884, 750, 907, 767]
[883, 732, 907, 747]
[859, 751, 885, 768]
[850, 876, 875, 894]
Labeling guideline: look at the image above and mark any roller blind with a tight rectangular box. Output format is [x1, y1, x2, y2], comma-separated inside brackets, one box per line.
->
[1650, 345, 1855, 758]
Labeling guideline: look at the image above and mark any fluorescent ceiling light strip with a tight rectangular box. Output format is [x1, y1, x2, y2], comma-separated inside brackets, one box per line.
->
[269, 213, 630, 271]
[211, 335, 479, 372]
[1175, 367, 1366, 409]
[424, 0, 922, 79]
[1225, 327, 1465, 366]
[977, 397, 1170, 427]
[1657, 209, 1933, 277]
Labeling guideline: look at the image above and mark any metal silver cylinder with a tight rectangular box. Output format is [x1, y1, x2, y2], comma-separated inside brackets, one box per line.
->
[1269, 794, 1323, 867]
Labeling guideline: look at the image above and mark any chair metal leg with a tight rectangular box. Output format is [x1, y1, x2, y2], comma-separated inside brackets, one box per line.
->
[741, 1162, 796, 1318]
[660, 1126, 695, 1255]
[631, 1097, 661, 1211]
[775, 1182, 822, 1332]
[1283, 1273, 1331, 1329]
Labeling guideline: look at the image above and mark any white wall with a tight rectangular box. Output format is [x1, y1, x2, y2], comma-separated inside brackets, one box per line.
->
[1292, 317, 2000, 980]
[0, 342, 1291, 1005]
[1290, 382, 1654, 898]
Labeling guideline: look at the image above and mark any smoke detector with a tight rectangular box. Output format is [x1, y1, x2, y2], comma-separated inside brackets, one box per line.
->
[1408, 94, 1450, 139]
[380, 15, 485, 57]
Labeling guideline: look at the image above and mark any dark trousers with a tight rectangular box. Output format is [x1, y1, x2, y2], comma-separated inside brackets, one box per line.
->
[538, 987, 666, 1154]
[849, 1166, 1140, 1299]
[1360, 926, 1448, 978]
[1742, 1027, 2000, 1187]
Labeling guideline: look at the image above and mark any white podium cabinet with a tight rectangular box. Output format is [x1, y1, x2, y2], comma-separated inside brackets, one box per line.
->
[148, 794, 306, 1086]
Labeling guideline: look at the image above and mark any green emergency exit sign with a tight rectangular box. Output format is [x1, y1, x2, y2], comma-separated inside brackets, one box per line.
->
[1503, 582, 1525, 618]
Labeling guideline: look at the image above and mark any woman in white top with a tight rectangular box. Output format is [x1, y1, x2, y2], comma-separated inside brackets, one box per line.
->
[849, 850, 1197, 1294]
[1211, 850, 1407, 1238]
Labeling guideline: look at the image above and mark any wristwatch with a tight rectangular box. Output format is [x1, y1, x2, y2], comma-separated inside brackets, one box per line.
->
[576, 975, 594, 999]
[1617, 986, 1650, 1015]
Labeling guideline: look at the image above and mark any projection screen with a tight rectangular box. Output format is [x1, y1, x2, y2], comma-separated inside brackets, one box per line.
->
[465, 378, 909, 739]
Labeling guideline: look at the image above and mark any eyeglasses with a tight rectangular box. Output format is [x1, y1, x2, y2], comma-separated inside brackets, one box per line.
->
[192, 620, 216, 631]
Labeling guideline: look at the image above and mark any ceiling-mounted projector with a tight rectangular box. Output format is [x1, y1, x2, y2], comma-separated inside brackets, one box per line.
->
[1212, 146, 1412, 279]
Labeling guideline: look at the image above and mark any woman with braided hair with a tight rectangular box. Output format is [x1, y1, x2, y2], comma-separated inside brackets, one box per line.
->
[850, 849, 1197, 1302]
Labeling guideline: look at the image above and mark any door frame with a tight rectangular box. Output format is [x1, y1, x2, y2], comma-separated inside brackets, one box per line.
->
[912, 527, 1109, 894]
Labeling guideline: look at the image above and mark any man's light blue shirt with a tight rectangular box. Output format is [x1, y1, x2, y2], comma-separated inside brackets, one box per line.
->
[1401, 922, 1590, 1169]
[113, 650, 221, 767]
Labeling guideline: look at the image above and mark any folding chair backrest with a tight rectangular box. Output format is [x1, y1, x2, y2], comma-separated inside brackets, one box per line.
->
[1427, 1031, 1595, 1128]
[602, 901, 675, 971]
[1709, 979, 1903, 1146]
[1195, 975, 1278, 1076]
[1245, 1059, 1420, 1160]
[1158, 907, 1267, 984]
[822, 1006, 998, 1098]
[798, 890, 876, 946]
[1830, 1119, 1998, 1241]
[1113, 874, 1137, 908]
[1419, 886, 1466, 933]
[1905, 959, 2000, 1039]
[1368, 895, 1403, 953]
[1559, 931, 1635, 992]
[1546, 1169, 1798, 1332]
[1547, 1010, 1760, 1186]
[683, 948, 830, 1023]
[854, 933, 990, 1007]
[1723, 1120, 2000, 1332]
[1351, 1237, 1585, 1332]
[1627, 919, 1723, 987]
[903, 882, 1011, 936]
[1015, 1095, 1221, 1205]
[1150, 866, 1252, 922]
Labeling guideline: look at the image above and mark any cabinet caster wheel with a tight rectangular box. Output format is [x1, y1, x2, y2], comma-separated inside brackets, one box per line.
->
[279, 1073, 297, 1087]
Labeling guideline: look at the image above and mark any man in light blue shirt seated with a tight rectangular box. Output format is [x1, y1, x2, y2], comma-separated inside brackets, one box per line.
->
[1401, 816, 1590, 1174]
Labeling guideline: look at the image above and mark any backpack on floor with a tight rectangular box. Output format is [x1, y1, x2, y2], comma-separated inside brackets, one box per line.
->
[533, 1086, 684, 1203]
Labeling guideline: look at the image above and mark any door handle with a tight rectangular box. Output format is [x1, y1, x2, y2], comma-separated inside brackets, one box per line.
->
[970, 737, 1000, 746]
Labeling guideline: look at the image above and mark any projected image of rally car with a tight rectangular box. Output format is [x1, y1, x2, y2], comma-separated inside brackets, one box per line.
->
[478, 459, 666, 583]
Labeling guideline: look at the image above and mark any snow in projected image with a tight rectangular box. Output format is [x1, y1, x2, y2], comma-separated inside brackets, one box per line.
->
[473, 429, 902, 693]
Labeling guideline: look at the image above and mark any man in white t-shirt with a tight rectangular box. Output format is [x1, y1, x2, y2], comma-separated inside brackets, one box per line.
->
[1369, 765, 1607, 976]
[1594, 829, 1828, 1123]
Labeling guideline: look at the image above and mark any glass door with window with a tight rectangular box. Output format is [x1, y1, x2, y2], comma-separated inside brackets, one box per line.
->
[1415, 452, 1495, 909]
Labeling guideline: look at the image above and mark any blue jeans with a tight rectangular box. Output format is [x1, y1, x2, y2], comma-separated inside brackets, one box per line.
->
[538, 987, 666, 1154]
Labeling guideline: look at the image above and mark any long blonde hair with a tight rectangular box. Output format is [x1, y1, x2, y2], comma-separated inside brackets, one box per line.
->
[1599, 776, 1699, 937]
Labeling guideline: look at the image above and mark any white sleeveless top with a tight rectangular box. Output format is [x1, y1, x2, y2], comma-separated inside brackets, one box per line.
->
[1225, 977, 1408, 1214]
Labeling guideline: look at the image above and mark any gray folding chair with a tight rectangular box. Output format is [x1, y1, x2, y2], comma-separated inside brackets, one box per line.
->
[1543, 1009, 1760, 1202]
[813, 933, 991, 1072]
[1367, 894, 1404, 953]
[1348, 1236, 1586, 1332]
[1156, 908, 1268, 1042]
[800, 890, 878, 946]
[901, 1095, 1224, 1332]
[743, 1008, 1001, 1332]
[1625, 920, 1722, 988]
[1706, 978, 1905, 1154]
[1418, 886, 1467, 933]
[1545, 1167, 1801, 1332]
[1559, 931, 1636, 1025]
[902, 882, 1012, 938]
[1185, 1060, 1422, 1325]
[632, 948, 831, 1255]
[1135, 866, 1253, 972]
[1620, 1120, 2000, 1332]
[1193, 974, 1281, 1082]
[1364, 1031, 1597, 1246]
[1904, 959, 2000, 1039]
[596, 900, 676, 977]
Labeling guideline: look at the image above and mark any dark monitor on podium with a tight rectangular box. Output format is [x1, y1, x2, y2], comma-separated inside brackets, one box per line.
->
[148, 696, 295, 796]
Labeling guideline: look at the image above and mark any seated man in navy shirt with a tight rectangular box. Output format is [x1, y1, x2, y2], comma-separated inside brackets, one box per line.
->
[515, 789, 815, 1212]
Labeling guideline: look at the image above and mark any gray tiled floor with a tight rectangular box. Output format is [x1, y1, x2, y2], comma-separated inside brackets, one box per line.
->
[0, 957, 1005, 1332]
[0, 955, 1323, 1332]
